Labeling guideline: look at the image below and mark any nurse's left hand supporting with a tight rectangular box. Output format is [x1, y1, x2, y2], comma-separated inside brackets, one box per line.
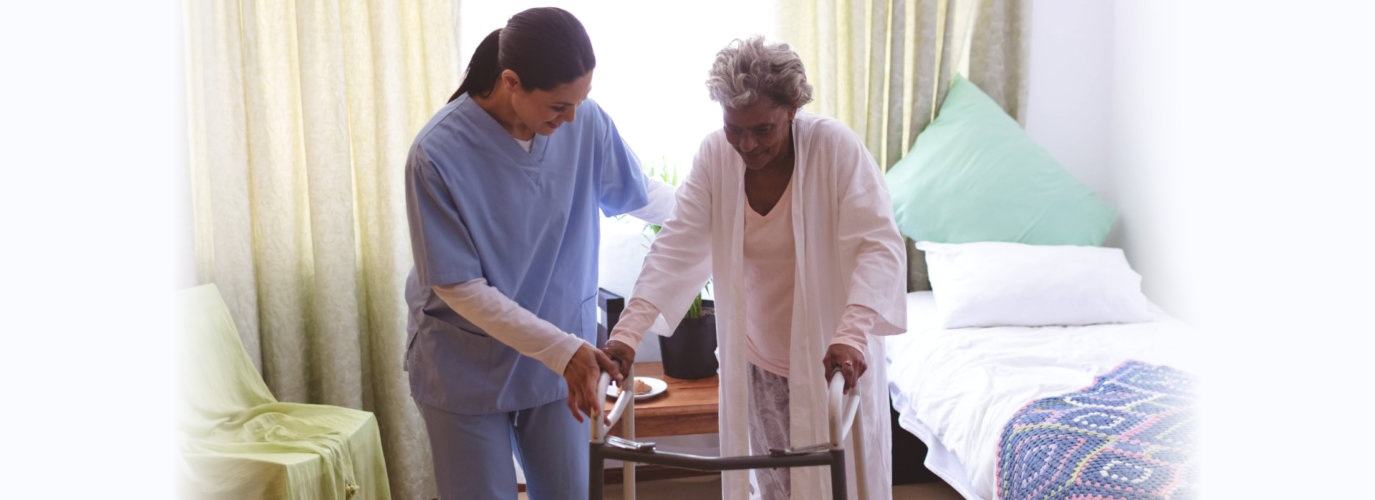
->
[822, 344, 867, 391]
[564, 343, 623, 423]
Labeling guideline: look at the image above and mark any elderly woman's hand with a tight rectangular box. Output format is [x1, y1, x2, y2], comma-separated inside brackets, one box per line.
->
[822, 344, 866, 391]
[601, 339, 637, 375]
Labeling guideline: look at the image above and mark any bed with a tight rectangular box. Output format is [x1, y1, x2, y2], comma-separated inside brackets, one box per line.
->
[886, 289, 1203, 500]
[875, 70, 1204, 500]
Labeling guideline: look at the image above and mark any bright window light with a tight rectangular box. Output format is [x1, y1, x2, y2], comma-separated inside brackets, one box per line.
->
[458, 1, 778, 179]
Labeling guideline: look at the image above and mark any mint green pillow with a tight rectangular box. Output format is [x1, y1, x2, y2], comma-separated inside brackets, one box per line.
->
[886, 75, 1115, 245]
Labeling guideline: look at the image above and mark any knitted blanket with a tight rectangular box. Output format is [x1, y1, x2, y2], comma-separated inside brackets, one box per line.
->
[996, 361, 1197, 499]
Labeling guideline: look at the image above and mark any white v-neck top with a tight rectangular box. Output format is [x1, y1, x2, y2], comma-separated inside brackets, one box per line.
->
[743, 175, 796, 377]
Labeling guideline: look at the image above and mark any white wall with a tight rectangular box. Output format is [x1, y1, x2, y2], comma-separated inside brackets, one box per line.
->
[1029, 1, 1375, 497]
[1023, 0, 1183, 306]
[7, 3, 181, 498]
[1029, 0, 1375, 315]
[1024, 0, 1116, 230]
[1107, 2, 1375, 327]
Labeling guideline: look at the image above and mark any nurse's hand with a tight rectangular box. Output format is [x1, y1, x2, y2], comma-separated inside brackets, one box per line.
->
[563, 343, 622, 423]
[602, 340, 637, 375]
[822, 344, 867, 391]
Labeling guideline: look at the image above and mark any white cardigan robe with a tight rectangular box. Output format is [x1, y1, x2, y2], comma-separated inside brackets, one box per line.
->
[630, 111, 908, 499]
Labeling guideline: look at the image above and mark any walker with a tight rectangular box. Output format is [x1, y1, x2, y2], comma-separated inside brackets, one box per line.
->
[589, 370, 861, 499]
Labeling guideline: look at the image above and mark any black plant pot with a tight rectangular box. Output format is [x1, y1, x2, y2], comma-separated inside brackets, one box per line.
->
[658, 301, 717, 380]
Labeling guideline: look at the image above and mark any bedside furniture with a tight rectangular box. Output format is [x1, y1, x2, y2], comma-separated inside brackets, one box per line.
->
[605, 362, 718, 438]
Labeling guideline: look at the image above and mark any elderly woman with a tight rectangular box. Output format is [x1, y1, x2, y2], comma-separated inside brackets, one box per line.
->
[604, 37, 907, 499]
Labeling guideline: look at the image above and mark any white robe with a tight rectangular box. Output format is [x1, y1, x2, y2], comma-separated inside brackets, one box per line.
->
[631, 111, 908, 500]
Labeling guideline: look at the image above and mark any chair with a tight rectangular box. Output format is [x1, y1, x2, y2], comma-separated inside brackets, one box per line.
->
[178, 284, 391, 499]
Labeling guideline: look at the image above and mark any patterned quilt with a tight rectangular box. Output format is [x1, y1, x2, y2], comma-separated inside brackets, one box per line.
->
[996, 361, 1197, 499]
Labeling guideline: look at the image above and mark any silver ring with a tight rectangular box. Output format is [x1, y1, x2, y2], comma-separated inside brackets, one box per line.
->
[843, 361, 853, 366]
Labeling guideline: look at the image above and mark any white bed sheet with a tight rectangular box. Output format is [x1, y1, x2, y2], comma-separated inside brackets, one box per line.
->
[885, 292, 1201, 500]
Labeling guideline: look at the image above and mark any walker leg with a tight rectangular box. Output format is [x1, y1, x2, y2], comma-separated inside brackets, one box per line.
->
[590, 444, 604, 500]
[624, 363, 635, 500]
[830, 449, 846, 500]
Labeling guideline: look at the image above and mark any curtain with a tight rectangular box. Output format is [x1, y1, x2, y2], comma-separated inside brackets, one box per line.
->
[776, 0, 1028, 289]
[184, 1, 458, 498]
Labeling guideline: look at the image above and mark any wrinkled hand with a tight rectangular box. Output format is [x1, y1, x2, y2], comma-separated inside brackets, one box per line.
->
[822, 344, 867, 391]
[563, 343, 622, 423]
[601, 340, 637, 375]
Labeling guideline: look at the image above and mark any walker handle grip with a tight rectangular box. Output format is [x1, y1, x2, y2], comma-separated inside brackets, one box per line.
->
[592, 372, 633, 442]
[828, 372, 861, 447]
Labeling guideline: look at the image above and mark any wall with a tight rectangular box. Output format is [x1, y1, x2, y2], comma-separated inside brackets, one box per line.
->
[1030, 1, 1375, 495]
[7, 3, 182, 497]
[1023, 0, 1185, 307]
[1103, 1, 1374, 497]
[1024, 0, 1116, 237]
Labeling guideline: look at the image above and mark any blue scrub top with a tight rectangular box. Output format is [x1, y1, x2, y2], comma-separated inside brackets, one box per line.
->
[404, 95, 649, 415]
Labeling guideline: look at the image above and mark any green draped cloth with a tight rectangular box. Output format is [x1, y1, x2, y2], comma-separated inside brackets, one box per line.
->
[179, 285, 391, 499]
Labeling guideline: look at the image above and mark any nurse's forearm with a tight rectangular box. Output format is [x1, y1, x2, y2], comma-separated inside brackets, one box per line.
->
[433, 279, 587, 375]
[607, 297, 660, 353]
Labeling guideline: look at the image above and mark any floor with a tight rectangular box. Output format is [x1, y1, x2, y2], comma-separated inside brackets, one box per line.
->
[519, 474, 965, 499]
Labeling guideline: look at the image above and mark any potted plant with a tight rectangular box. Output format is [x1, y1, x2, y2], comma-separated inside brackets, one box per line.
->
[656, 279, 715, 380]
[641, 160, 717, 380]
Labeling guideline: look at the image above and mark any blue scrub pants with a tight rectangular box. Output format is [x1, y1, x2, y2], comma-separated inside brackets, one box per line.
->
[416, 397, 588, 500]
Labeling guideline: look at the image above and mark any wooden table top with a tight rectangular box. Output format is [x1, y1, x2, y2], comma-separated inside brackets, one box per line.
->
[604, 362, 719, 437]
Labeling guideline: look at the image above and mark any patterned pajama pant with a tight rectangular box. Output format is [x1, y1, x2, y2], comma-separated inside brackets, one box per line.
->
[748, 363, 791, 500]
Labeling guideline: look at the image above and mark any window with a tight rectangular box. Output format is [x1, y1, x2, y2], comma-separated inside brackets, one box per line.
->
[458, 1, 778, 180]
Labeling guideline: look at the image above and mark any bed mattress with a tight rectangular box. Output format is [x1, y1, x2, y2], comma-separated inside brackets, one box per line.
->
[885, 292, 1201, 500]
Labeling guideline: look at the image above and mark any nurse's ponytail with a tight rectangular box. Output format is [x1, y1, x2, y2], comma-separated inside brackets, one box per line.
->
[450, 29, 502, 102]
[447, 7, 596, 103]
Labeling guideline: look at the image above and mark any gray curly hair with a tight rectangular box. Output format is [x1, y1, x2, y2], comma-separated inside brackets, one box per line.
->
[706, 36, 814, 109]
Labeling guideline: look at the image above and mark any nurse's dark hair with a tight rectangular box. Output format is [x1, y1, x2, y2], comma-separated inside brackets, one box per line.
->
[448, 7, 596, 102]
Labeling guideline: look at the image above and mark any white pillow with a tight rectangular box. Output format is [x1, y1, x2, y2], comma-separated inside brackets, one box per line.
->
[916, 241, 1151, 329]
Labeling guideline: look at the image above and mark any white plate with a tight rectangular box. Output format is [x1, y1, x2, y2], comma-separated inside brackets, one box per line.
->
[606, 376, 668, 401]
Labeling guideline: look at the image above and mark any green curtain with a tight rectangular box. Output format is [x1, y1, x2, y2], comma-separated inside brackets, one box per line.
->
[184, 1, 459, 498]
[776, 0, 1028, 290]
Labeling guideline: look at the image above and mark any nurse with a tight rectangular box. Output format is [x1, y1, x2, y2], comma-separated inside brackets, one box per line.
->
[605, 37, 908, 499]
[403, 7, 673, 499]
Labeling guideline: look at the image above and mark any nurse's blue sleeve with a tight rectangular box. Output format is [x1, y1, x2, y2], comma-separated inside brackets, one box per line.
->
[405, 145, 483, 287]
[592, 104, 650, 217]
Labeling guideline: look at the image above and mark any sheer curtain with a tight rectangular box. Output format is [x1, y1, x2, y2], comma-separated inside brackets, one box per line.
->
[778, 0, 1028, 170]
[184, 1, 457, 498]
[777, 0, 1028, 289]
